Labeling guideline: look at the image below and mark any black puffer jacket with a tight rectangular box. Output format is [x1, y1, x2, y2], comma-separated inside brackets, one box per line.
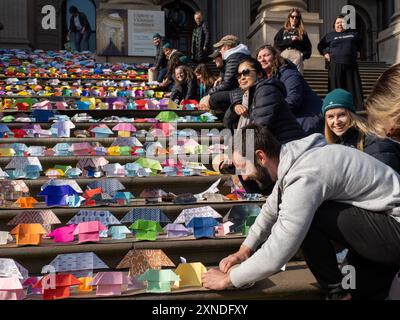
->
[191, 21, 211, 62]
[170, 77, 199, 103]
[209, 44, 251, 95]
[224, 78, 305, 144]
[337, 127, 400, 173]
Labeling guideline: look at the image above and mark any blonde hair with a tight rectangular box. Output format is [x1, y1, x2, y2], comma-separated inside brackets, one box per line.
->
[255, 45, 285, 77]
[365, 63, 400, 139]
[284, 8, 306, 40]
[324, 109, 371, 151]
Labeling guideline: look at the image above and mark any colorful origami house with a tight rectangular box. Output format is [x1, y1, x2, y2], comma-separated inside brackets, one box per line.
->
[175, 262, 207, 288]
[71, 143, 94, 156]
[129, 220, 163, 241]
[23, 277, 43, 295]
[134, 158, 162, 175]
[102, 163, 126, 178]
[31, 109, 54, 122]
[10, 223, 47, 246]
[8, 210, 61, 234]
[65, 167, 82, 179]
[14, 197, 38, 209]
[121, 208, 171, 226]
[164, 224, 191, 238]
[10, 143, 28, 156]
[89, 125, 114, 138]
[111, 137, 143, 148]
[105, 190, 128, 205]
[38, 185, 80, 206]
[87, 179, 126, 197]
[5, 157, 42, 180]
[223, 205, 261, 233]
[89, 272, 132, 296]
[215, 221, 234, 237]
[0, 124, 11, 138]
[73, 221, 108, 243]
[138, 269, 180, 293]
[112, 123, 137, 138]
[33, 274, 81, 300]
[140, 189, 170, 203]
[124, 163, 149, 177]
[48, 225, 77, 243]
[243, 215, 258, 236]
[0, 231, 13, 245]
[47, 252, 109, 278]
[77, 157, 109, 178]
[155, 111, 179, 123]
[174, 206, 223, 225]
[116, 249, 175, 277]
[45, 168, 64, 179]
[187, 217, 219, 239]
[67, 210, 121, 237]
[108, 226, 132, 240]
[0, 276, 26, 300]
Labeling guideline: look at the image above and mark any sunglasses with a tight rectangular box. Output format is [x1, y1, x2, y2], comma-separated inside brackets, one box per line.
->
[237, 69, 256, 79]
[290, 15, 300, 19]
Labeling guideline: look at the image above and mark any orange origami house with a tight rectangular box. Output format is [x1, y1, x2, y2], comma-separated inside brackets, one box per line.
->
[14, 197, 38, 209]
[33, 274, 81, 300]
[10, 224, 47, 246]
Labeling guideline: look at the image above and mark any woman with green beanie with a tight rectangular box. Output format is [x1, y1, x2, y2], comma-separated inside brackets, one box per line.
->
[323, 88, 400, 173]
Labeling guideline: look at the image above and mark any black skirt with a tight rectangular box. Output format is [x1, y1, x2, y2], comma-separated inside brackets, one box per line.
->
[328, 62, 364, 111]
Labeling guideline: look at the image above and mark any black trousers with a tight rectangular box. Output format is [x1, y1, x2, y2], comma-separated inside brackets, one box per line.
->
[328, 62, 364, 111]
[209, 91, 231, 112]
[302, 202, 400, 299]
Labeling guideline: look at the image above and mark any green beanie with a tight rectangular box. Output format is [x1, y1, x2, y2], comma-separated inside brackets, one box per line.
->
[322, 89, 356, 116]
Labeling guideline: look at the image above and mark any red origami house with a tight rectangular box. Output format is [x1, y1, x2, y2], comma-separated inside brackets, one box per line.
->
[33, 274, 81, 300]
[16, 102, 30, 111]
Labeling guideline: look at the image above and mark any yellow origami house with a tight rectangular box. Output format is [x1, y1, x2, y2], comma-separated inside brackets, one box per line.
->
[174, 262, 207, 288]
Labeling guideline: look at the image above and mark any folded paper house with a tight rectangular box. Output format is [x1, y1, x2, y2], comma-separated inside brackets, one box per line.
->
[138, 269, 180, 293]
[155, 111, 179, 123]
[121, 208, 171, 226]
[65, 168, 82, 179]
[10, 223, 47, 246]
[48, 225, 77, 243]
[39, 185, 80, 206]
[175, 262, 207, 288]
[174, 206, 223, 225]
[71, 143, 94, 156]
[215, 221, 234, 237]
[111, 137, 142, 148]
[0, 168, 9, 180]
[23, 277, 42, 295]
[66, 194, 86, 208]
[102, 163, 126, 178]
[113, 192, 134, 205]
[8, 209, 61, 234]
[242, 215, 258, 236]
[33, 274, 81, 300]
[139, 188, 170, 203]
[14, 197, 38, 209]
[108, 225, 132, 240]
[187, 217, 219, 239]
[31, 109, 54, 122]
[89, 125, 113, 138]
[116, 249, 175, 277]
[73, 221, 108, 243]
[87, 179, 126, 197]
[0, 231, 13, 245]
[112, 123, 137, 138]
[41, 179, 83, 193]
[77, 157, 109, 178]
[45, 169, 64, 179]
[134, 158, 162, 174]
[223, 205, 261, 233]
[78, 277, 94, 292]
[0, 148, 16, 157]
[0, 258, 28, 280]
[47, 252, 109, 278]
[68, 210, 121, 237]
[164, 224, 191, 238]
[129, 220, 163, 241]
[10, 143, 28, 156]
[0, 276, 26, 300]
[89, 272, 132, 296]
[53, 143, 72, 156]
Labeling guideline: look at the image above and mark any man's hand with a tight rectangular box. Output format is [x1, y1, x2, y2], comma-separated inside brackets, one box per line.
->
[291, 36, 300, 41]
[234, 104, 248, 117]
[219, 245, 253, 273]
[202, 269, 232, 290]
[324, 53, 331, 62]
[150, 67, 156, 72]
[214, 77, 222, 87]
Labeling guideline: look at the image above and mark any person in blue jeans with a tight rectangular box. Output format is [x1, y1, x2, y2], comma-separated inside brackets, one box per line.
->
[68, 6, 91, 52]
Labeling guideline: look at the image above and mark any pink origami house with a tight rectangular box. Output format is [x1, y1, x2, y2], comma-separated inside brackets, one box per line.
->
[215, 221, 234, 237]
[72, 143, 95, 156]
[48, 225, 77, 243]
[0, 276, 26, 300]
[73, 221, 108, 243]
[89, 272, 132, 296]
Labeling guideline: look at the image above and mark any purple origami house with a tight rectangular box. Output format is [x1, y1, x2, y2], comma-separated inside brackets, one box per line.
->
[89, 272, 132, 296]
[164, 224, 191, 238]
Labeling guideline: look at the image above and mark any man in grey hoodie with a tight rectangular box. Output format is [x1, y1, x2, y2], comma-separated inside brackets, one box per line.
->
[202, 124, 400, 299]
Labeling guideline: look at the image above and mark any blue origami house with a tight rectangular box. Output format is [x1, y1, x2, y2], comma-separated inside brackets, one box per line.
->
[76, 101, 91, 111]
[10, 143, 28, 157]
[0, 124, 10, 138]
[39, 185, 80, 207]
[187, 217, 219, 239]
[32, 110, 55, 123]
[121, 208, 171, 226]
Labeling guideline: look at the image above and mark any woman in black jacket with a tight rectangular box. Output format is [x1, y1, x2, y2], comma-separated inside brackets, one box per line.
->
[274, 8, 312, 74]
[323, 88, 400, 173]
[170, 65, 199, 103]
[318, 15, 364, 111]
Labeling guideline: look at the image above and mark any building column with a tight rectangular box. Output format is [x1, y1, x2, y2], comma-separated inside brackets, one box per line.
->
[248, 0, 324, 69]
[376, 0, 400, 64]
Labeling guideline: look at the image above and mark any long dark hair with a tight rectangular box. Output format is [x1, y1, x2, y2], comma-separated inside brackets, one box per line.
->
[194, 64, 216, 88]
[238, 57, 265, 78]
[284, 8, 306, 40]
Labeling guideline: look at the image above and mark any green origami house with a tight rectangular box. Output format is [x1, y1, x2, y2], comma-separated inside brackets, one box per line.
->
[138, 269, 180, 293]
[242, 215, 258, 236]
[129, 219, 163, 241]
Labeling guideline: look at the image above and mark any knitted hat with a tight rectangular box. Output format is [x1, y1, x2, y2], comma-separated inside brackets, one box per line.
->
[152, 33, 162, 39]
[322, 89, 356, 116]
[162, 43, 173, 50]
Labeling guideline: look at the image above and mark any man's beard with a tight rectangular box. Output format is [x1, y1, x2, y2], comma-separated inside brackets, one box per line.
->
[252, 159, 275, 191]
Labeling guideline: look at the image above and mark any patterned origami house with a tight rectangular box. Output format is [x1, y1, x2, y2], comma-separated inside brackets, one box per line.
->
[8, 210, 61, 234]
[121, 208, 171, 226]
[186, 217, 219, 239]
[77, 157, 109, 178]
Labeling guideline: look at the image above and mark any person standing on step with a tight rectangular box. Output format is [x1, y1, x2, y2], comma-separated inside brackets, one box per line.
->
[274, 8, 312, 75]
[318, 14, 364, 111]
[323, 88, 400, 173]
[203, 124, 400, 300]
[150, 33, 168, 83]
[68, 6, 92, 52]
[191, 11, 211, 63]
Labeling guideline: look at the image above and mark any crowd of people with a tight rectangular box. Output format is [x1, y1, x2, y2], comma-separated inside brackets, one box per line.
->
[147, 8, 400, 300]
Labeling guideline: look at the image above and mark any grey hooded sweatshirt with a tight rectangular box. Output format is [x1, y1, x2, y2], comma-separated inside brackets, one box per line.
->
[230, 134, 400, 288]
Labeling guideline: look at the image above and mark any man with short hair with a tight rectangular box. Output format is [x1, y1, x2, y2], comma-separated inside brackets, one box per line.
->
[191, 11, 211, 63]
[150, 33, 168, 83]
[68, 6, 91, 52]
[202, 124, 400, 300]
[207, 35, 251, 111]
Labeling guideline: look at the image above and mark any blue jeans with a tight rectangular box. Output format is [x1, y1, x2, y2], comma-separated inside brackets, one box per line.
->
[157, 67, 167, 83]
[73, 31, 91, 52]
